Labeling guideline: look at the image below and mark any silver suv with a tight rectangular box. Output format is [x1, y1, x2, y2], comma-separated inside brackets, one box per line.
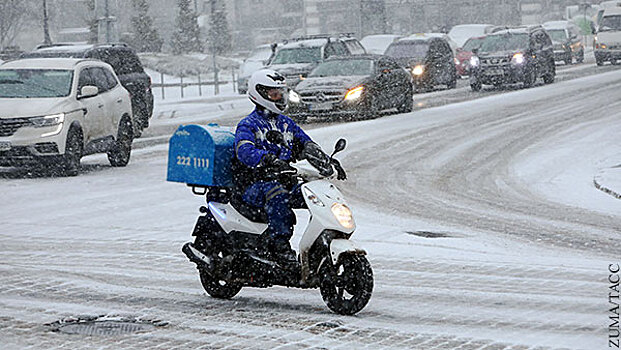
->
[267, 34, 366, 88]
[0, 58, 133, 176]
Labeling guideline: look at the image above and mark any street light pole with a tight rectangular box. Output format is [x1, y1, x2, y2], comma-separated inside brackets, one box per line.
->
[43, 0, 52, 45]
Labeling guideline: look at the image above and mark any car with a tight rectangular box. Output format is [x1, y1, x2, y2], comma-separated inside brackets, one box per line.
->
[267, 34, 365, 88]
[594, 6, 621, 65]
[384, 34, 457, 91]
[287, 54, 413, 120]
[21, 44, 153, 137]
[543, 21, 584, 64]
[454, 36, 486, 77]
[237, 43, 280, 95]
[469, 26, 556, 91]
[0, 58, 134, 176]
[448, 24, 495, 47]
[360, 34, 403, 55]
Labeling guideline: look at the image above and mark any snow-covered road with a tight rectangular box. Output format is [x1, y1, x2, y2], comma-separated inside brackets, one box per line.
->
[0, 68, 620, 349]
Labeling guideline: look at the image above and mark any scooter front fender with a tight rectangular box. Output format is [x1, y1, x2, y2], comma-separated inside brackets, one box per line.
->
[329, 239, 366, 265]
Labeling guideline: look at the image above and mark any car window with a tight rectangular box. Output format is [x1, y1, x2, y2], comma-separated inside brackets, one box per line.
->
[385, 41, 429, 59]
[271, 47, 322, 64]
[102, 67, 118, 90]
[78, 68, 95, 90]
[333, 41, 349, 56]
[344, 40, 365, 55]
[600, 15, 621, 31]
[89, 67, 111, 92]
[480, 33, 529, 52]
[547, 29, 568, 42]
[0, 69, 73, 98]
[309, 59, 374, 77]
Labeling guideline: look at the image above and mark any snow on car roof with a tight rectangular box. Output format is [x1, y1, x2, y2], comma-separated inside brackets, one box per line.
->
[543, 21, 573, 29]
[35, 44, 95, 53]
[0, 58, 99, 69]
[280, 38, 329, 49]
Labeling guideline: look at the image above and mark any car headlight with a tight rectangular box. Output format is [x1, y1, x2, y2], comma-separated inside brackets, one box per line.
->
[469, 56, 480, 67]
[30, 113, 65, 128]
[289, 90, 301, 103]
[331, 203, 354, 229]
[303, 187, 324, 207]
[344, 86, 364, 101]
[412, 65, 424, 76]
[511, 52, 525, 65]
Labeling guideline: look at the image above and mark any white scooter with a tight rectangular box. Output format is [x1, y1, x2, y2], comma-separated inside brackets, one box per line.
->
[182, 139, 373, 315]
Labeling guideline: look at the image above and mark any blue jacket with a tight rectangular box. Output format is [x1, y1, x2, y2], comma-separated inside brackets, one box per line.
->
[235, 108, 311, 168]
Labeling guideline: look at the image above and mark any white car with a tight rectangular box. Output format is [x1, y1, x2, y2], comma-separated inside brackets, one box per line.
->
[595, 6, 621, 65]
[0, 58, 133, 176]
[237, 43, 280, 94]
[360, 34, 403, 55]
[448, 24, 495, 48]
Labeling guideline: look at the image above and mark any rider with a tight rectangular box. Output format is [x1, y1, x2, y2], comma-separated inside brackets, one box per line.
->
[232, 69, 332, 265]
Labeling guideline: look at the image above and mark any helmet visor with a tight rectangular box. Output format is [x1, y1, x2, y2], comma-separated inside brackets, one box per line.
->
[256, 84, 288, 111]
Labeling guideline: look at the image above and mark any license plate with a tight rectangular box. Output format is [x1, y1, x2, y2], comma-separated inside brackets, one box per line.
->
[310, 102, 333, 111]
[0, 141, 11, 151]
[485, 68, 503, 76]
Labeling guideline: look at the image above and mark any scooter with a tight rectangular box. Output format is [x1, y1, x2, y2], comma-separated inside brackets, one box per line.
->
[182, 138, 373, 315]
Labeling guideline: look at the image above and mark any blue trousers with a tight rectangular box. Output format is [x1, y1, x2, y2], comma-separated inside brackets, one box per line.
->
[242, 181, 305, 242]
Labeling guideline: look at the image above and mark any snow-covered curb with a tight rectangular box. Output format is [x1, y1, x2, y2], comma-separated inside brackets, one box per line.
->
[594, 165, 621, 200]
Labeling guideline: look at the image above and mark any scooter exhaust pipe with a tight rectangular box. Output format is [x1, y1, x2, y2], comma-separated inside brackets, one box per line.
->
[182, 242, 214, 269]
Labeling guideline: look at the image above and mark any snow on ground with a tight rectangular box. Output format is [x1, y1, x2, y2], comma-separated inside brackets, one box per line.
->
[0, 64, 620, 349]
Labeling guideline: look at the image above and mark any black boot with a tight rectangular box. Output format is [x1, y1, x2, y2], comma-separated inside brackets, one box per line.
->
[269, 240, 299, 268]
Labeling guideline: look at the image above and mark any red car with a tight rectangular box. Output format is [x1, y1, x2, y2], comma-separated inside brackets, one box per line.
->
[454, 36, 486, 77]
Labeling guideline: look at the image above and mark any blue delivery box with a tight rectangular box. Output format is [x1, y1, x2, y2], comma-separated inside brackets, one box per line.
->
[167, 123, 235, 187]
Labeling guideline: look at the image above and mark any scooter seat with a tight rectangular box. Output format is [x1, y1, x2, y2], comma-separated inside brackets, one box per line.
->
[230, 194, 269, 224]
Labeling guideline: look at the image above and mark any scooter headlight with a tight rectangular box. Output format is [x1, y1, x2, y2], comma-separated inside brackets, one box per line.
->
[331, 203, 354, 229]
[303, 187, 325, 207]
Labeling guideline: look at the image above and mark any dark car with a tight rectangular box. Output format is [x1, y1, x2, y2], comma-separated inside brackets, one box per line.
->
[267, 33, 366, 89]
[288, 55, 413, 120]
[469, 26, 556, 91]
[21, 43, 153, 137]
[384, 34, 457, 91]
[543, 21, 584, 64]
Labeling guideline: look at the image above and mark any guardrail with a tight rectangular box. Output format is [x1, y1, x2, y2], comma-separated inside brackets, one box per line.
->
[152, 69, 238, 99]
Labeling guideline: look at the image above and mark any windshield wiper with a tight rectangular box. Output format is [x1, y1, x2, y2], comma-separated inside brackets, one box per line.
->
[0, 79, 24, 84]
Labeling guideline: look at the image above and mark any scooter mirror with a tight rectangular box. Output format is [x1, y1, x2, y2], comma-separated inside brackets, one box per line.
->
[332, 138, 346, 156]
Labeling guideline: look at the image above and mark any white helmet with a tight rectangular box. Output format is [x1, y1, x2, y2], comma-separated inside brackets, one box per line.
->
[248, 69, 288, 114]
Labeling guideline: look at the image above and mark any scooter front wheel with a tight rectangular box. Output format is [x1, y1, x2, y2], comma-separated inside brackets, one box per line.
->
[199, 268, 242, 299]
[319, 254, 373, 315]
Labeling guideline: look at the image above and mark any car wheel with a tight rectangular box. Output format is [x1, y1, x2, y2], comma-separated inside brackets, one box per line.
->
[543, 64, 555, 85]
[361, 96, 379, 120]
[612, 59, 620, 66]
[107, 116, 133, 167]
[397, 87, 413, 113]
[596, 59, 604, 66]
[470, 77, 482, 92]
[523, 68, 536, 88]
[447, 76, 457, 89]
[60, 127, 83, 177]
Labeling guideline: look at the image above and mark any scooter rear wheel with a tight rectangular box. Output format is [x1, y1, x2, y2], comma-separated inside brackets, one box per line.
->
[199, 268, 242, 299]
[319, 254, 373, 315]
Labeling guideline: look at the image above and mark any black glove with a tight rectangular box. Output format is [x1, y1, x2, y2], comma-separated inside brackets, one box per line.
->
[261, 154, 295, 173]
[331, 158, 347, 180]
[302, 142, 333, 177]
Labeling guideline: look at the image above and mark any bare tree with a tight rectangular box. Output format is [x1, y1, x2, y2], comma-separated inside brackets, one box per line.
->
[0, 0, 29, 49]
